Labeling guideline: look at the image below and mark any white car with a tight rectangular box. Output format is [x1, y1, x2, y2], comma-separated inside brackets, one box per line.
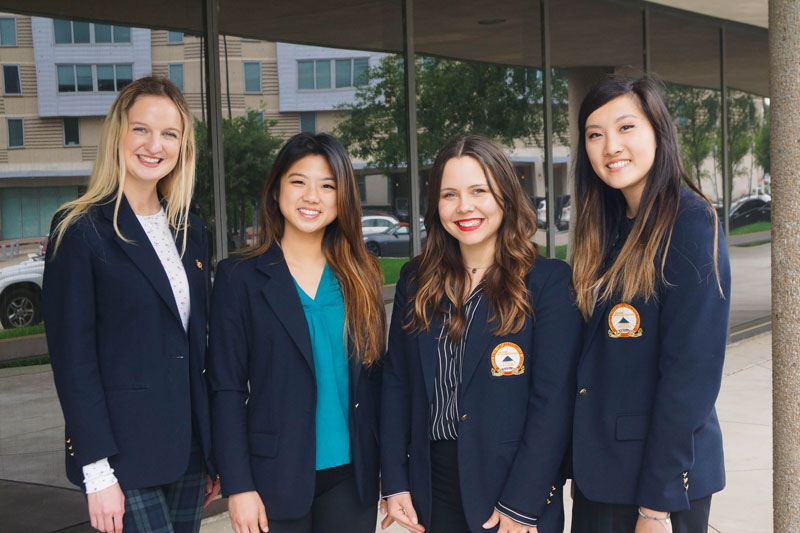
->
[361, 214, 399, 235]
[0, 253, 45, 329]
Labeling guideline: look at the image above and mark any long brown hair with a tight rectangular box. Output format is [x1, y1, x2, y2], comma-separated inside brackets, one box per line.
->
[571, 77, 721, 319]
[243, 133, 385, 366]
[407, 135, 538, 343]
[51, 76, 195, 256]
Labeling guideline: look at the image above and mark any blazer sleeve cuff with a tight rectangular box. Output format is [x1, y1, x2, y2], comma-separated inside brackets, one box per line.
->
[495, 501, 538, 527]
[382, 490, 410, 500]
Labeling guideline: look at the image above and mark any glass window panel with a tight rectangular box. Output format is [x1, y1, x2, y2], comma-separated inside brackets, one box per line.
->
[0, 18, 17, 46]
[76, 65, 93, 91]
[300, 112, 316, 133]
[57, 65, 75, 92]
[353, 58, 369, 86]
[96, 65, 115, 91]
[115, 64, 133, 91]
[169, 64, 184, 91]
[53, 19, 72, 44]
[3, 65, 21, 94]
[7, 118, 23, 147]
[73, 22, 90, 43]
[244, 62, 261, 93]
[94, 24, 112, 43]
[315, 60, 331, 89]
[298, 60, 314, 89]
[335, 59, 351, 88]
[113, 26, 131, 43]
[63, 118, 80, 146]
[247, 110, 264, 125]
[167, 31, 184, 43]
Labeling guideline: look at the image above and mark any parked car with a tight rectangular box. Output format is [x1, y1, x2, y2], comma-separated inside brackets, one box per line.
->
[361, 211, 399, 235]
[364, 222, 427, 257]
[714, 194, 772, 231]
[0, 253, 45, 329]
[536, 195, 571, 230]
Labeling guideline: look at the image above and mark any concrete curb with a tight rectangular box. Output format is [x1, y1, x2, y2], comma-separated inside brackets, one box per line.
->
[0, 333, 47, 363]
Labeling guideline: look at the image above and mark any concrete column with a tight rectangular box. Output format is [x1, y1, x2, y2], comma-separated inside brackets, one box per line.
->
[770, 1, 800, 530]
[565, 67, 613, 257]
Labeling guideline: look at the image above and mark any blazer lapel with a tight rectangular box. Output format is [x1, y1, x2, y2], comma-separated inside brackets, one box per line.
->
[459, 295, 492, 394]
[175, 221, 206, 335]
[102, 196, 182, 325]
[417, 315, 442, 403]
[257, 246, 315, 376]
[579, 297, 611, 367]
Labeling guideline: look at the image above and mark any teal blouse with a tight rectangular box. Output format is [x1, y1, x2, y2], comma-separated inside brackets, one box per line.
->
[292, 264, 351, 470]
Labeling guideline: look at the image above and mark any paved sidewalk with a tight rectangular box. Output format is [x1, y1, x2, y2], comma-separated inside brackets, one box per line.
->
[200, 333, 774, 533]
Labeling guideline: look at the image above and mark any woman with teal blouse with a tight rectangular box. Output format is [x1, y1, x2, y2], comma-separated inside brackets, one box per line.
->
[208, 133, 386, 533]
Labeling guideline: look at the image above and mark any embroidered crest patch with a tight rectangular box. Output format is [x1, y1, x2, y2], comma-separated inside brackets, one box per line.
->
[491, 342, 525, 376]
[608, 303, 643, 338]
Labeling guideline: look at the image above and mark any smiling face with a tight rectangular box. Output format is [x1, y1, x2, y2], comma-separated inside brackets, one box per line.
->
[278, 154, 338, 241]
[584, 93, 657, 215]
[121, 95, 183, 190]
[438, 155, 503, 258]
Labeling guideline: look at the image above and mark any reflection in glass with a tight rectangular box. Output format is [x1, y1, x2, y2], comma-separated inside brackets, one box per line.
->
[76, 65, 93, 91]
[115, 64, 133, 90]
[336, 59, 351, 88]
[169, 64, 184, 92]
[298, 60, 314, 89]
[72, 21, 90, 43]
[315, 59, 331, 89]
[113, 26, 130, 43]
[243, 62, 261, 93]
[96, 64, 114, 91]
[57, 64, 75, 92]
[353, 58, 368, 86]
[0, 17, 16, 46]
[94, 24, 111, 43]
[53, 19, 72, 44]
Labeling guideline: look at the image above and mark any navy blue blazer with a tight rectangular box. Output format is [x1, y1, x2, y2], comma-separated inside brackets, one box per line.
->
[572, 188, 731, 512]
[42, 195, 214, 490]
[207, 245, 381, 520]
[381, 257, 582, 532]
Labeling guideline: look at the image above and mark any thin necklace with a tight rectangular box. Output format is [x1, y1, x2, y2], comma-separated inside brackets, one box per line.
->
[465, 265, 492, 274]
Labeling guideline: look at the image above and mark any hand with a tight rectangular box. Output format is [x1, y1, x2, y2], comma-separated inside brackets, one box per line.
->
[228, 491, 269, 533]
[383, 493, 425, 532]
[482, 510, 538, 533]
[380, 497, 393, 529]
[87, 482, 125, 533]
[204, 475, 221, 507]
[635, 507, 673, 533]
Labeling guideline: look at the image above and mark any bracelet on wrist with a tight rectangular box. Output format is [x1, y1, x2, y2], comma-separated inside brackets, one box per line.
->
[638, 507, 670, 521]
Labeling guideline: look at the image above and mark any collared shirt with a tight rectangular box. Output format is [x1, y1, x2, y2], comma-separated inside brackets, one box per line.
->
[429, 285, 483, 441]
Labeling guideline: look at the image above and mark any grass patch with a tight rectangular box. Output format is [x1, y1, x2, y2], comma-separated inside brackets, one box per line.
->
[0, 323, 45, 340]
[730, 221, 771, 236]
[539, 244, 568, 261]
[379, 258, 408, 285]
[0, 355, 49, 370]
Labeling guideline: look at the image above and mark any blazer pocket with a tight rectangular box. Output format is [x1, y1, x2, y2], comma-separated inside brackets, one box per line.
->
[615, 414, 650, 441]
[248, 432, 279, 458]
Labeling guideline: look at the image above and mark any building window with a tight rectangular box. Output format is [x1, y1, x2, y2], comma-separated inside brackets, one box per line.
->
[298, 60, 314, 90]
[300, 112, 316, 133]
[55, 20, 131, 44]
[7, 118, 23, 148]
[167, 31, 184, 44]
[357, 175, 366, 202]
[0, 17, 16, 46]
[247, 110, 264, 126]
[244, 62, 261, 93]
[299, 58, 369, 90]
[57, 64, 133, 92]
[2, 65, 21, 95]
[168, 64, 184, 91]
[315, 60, 331, 89]
[63, 118, 80, 146]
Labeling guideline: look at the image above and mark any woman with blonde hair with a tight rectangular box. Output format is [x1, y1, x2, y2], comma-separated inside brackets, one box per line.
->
[44, 76, 219, 533]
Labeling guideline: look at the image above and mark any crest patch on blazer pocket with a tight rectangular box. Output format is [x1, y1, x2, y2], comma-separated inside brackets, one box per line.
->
[490, 342, 525, 376]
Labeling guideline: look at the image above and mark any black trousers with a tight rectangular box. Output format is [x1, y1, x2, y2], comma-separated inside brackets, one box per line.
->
[266, 464, 377, 533]
[429, 440, 473, 533]
[571, 484, 712, 533]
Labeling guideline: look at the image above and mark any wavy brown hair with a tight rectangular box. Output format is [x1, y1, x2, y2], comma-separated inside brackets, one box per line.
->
[571, 77, 721, 319]
[243, 133, 385, 366]
[406, 135, 538, 343]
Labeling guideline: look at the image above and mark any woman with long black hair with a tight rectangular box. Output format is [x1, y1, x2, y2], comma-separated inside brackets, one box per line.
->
[570, 77, 730, 533]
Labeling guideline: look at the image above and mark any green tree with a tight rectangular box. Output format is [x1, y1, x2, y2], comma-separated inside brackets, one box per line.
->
[716, 89, 758, 197]
[194, 112, 284, 250]
[335, 55, 569, 170]
[666, 84, 718, 195]
[754, 99, 769, 177]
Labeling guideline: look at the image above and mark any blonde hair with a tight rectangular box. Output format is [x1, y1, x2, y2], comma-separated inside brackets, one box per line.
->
[51, 76, 196, 256]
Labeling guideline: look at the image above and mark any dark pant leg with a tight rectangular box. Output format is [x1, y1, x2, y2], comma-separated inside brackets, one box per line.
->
[123, 487, 173, 533]
[429, 440, 470, 533]
[310, 473, 377, 533]
[268, 513, 313, 533]
[163, 446, 207, 533]
[572, 484, 713, 533]
[671, 495, 711, 533]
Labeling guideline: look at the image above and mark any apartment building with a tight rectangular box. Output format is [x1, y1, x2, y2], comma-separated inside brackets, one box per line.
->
[0, 12, 388, 240]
